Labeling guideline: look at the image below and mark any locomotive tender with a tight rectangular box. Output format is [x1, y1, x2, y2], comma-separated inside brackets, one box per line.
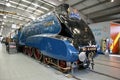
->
[15, 4, 97, 72]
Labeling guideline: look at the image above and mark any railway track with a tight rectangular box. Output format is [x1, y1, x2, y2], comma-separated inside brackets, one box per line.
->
[72, 75, 81, 80]
[70, 68, 120, 80]
[95, 62, 120, 69]
[95, 59, 120, 64]
[89, 69, 120, 80]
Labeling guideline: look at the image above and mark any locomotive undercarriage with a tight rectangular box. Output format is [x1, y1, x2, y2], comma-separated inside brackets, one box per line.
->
[22, 45, 96, 73]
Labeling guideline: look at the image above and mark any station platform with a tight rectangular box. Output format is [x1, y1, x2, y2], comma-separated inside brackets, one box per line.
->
[0, 43, 120, 80]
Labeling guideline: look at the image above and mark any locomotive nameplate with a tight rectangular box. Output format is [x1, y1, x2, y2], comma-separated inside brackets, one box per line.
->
[87, 47, 96, 51]
[44, 21, 54, 27]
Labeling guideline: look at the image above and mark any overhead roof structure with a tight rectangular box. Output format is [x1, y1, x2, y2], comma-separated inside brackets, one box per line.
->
[0, 0, 120, 36]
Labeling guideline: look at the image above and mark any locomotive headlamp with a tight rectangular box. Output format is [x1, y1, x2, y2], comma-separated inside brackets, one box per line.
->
[78, 51, 86, 62]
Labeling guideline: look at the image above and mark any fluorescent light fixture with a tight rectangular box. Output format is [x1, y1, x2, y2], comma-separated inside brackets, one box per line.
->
[11, 5, 16, 8]
[4, 15, 7, 18]
[25, 10, 33, 13]
[28, 7, 36, 10]
[19, 3, 28, 7]
[30, 16, 35, 20]
[31, 2, 39, 7]
[1, 26, 4, 28]
[22, 0, 31, 4]
[2, 22, 5, 25]
[19, 17, 23, 20]
[11, 29, 15, 32]
[111, 0, 114, 2]
[33, 12, 40, 15]
[12, 16, 18, 19]
[6, 2, 11, 7]
[17, 7, 25, 11]
[9, 1, 18, 4]
[36, 10, 44, 13]
[1, 28, 3, 32]
[40, 6, 49, 11]
[12, 24, 17, 28]
[59, 0, 63, 1]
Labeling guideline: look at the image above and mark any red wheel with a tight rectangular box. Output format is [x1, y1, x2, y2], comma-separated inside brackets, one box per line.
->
[58, 60, 68, 72]
[34, 49, 42, 61]
[23, 47, 27, 54]
[59, 60, 66, 68]
[27, 47, 33, 57]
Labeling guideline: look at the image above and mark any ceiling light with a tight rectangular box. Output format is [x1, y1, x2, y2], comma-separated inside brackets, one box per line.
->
[3, 15, 7, 18]
[11, 5, 16, 8]
[11, 29, 14, 32]
[31, 3, 39, 7]
[111, 0, 114, 2]
[22, 0, 31, 4]
[28, 7, 36, 10]
[30, 16, 36, 20]
[19, 3, 28, 7]
[1, 26, 4, 28]
[2, 22, 5, 25]
[36, 10, 44, 13]
[40, 6, 49, 11]
[19, 17, 23, 20]
[6, 2, 11, 7]
[59, 0, 63, 2]
[12, 24, 17, 29]
[1, 28, 3, 32]
[17, 7, 25, 10]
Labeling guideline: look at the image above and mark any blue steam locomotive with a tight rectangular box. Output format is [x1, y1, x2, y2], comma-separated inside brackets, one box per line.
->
[14, 4, 96, 72]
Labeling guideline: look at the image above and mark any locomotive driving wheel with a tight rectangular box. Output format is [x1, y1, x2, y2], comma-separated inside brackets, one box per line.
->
[23, 46, 27, 54]
[59, 60, 67, 72]
[27, 47, 33, 57]
[34, 49, 42, 61]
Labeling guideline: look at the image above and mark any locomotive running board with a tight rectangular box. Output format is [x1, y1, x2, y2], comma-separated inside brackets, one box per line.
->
[46, 60, 71, 73]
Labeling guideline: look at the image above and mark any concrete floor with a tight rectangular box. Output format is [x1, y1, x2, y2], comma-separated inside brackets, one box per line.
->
[0, 43, 120, 80]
